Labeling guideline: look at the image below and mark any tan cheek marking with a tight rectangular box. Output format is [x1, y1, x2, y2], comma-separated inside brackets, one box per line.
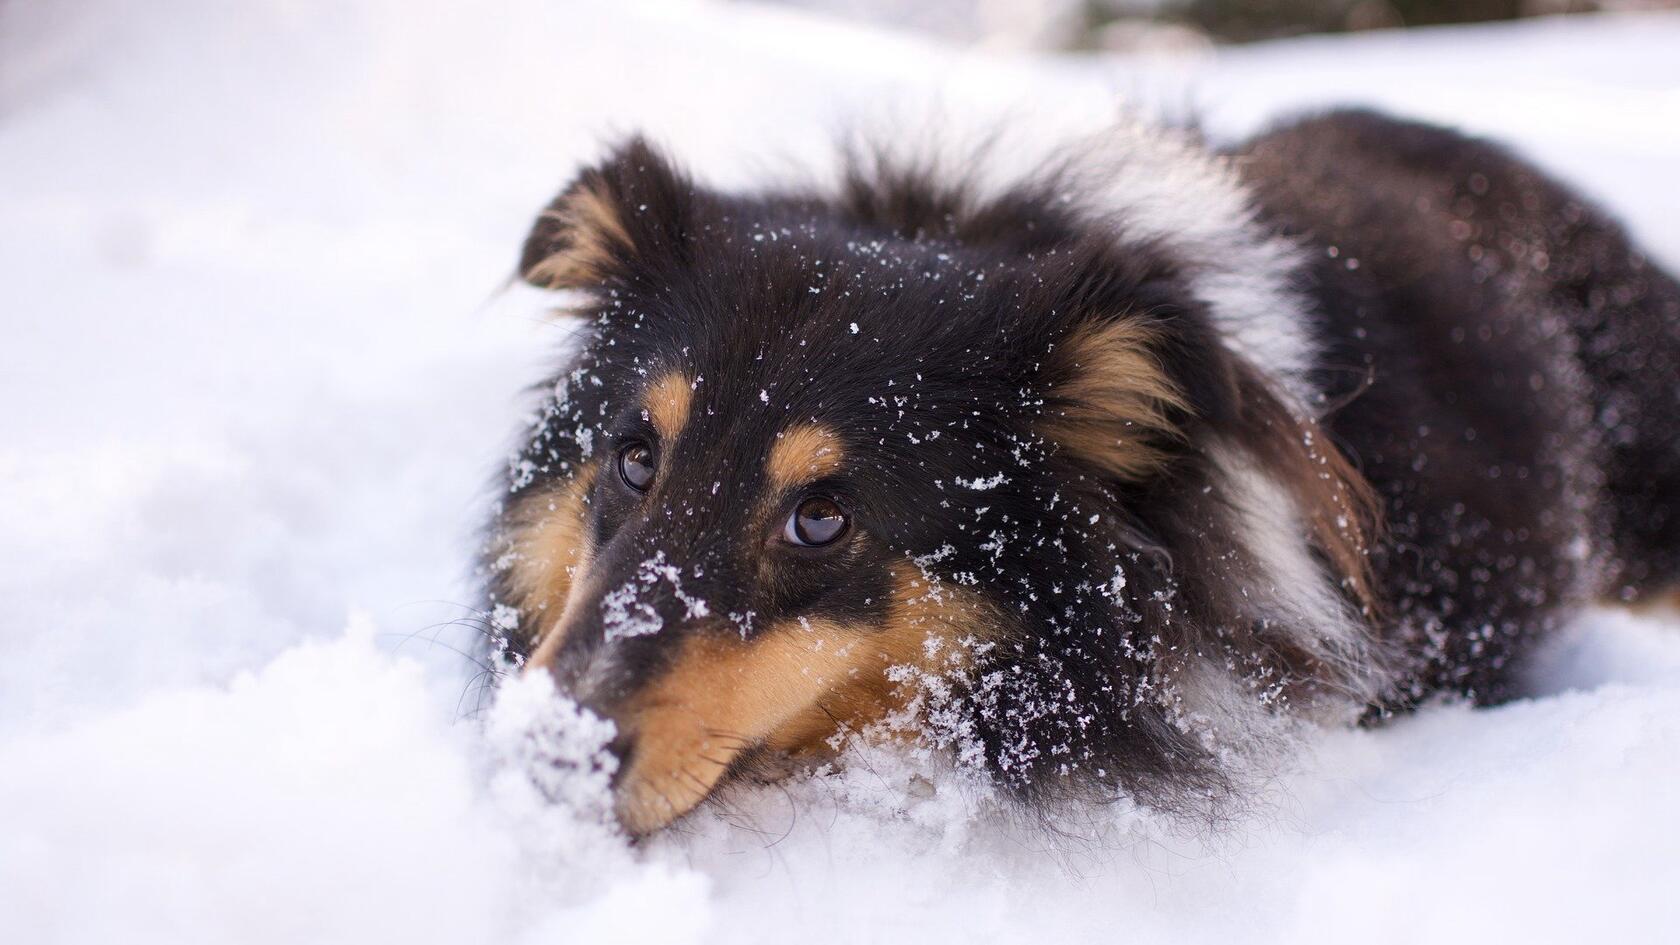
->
[525, 183, 635, 289]
[613, 563, 1004, 833]
[501, 467, 597, 668]
[766, 563, 1002, 755]
[614, 628, 852, 833]
[1039, 318, 1188, 481]
[765, 423, 843, 492]
[642, 371, 693, 444]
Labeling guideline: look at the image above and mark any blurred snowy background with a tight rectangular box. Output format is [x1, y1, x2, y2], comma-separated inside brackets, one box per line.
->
[2, 1, 1678, 943]
[767, 0, 1680, 49]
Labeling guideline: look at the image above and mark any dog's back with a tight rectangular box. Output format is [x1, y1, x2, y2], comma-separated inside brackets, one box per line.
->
[1236, 109, 1680, 705]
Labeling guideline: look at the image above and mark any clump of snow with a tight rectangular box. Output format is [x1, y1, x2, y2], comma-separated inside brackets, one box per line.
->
[478, 672, 715, 945]
[2, 1, 1679, 942]
[601, 551, 711, 642]
[482, 670, 619, 824]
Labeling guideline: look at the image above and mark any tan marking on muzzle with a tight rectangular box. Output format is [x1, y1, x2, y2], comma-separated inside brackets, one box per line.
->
[612, 563, 1004, 834]
[643, 372, 693, 445]
[765, 423, 843, 491]
[502, 467, 597, 667]
[765, 563, 1002, 755]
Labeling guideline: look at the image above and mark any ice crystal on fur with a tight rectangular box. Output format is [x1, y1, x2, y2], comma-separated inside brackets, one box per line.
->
[600, 552, 708, 642]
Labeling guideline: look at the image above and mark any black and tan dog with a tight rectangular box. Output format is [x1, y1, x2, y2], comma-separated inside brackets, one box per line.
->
[484, 109, 1680, 835]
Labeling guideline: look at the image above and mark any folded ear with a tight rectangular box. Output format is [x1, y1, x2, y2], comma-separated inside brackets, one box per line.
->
[1036, 314, 1190, 481]
[519, 136, 693, 290]
[1038, 304, 1381, 611]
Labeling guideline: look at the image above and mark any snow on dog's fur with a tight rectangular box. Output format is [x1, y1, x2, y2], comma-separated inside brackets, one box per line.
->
[484, 108, 1680, 834]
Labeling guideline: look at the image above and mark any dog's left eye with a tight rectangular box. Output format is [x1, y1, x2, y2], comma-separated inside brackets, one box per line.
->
[784, 497, 849, 547]
[617, 441, 656, 492]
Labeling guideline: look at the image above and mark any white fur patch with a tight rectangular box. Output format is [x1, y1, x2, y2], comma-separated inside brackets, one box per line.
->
[826, 111, 1322, 404]
[1061, 116, 1320, 402]
[1208, 442, 1384, 718]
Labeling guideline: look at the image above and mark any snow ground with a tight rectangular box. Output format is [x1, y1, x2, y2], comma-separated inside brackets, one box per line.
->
[2, 2, 1679, 942]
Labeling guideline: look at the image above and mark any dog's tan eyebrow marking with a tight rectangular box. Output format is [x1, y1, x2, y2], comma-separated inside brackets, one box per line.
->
[766, 423, 844, 490]
[642, 371, 693, 443]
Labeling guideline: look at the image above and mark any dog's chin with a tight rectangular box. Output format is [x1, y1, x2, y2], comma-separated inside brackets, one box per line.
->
[614, 772, 715, 837]
[612, 742, 810, 836]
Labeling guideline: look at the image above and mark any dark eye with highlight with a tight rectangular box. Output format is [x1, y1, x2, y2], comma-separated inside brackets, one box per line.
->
[785, 497, 849, 547]
[617, 442, 656, 492]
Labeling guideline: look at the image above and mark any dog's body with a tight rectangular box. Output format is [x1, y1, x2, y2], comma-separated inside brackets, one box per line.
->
[485, 109, 1680, 833]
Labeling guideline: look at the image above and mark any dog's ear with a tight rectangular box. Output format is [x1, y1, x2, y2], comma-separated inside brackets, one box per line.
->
[1036, 314, 1189, 481]
[1038, 300, 1381, 611]
[519, 136, 693, 290]
[1030, 248, 1224, 482]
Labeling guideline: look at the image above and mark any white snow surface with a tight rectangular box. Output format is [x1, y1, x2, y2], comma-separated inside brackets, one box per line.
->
[4, 2, 1680, 942]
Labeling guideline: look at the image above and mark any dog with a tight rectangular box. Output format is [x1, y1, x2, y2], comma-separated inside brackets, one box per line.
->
[483, 108, 1680, 835]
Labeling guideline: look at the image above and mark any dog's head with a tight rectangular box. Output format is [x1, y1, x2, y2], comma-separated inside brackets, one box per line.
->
[490, 137, 1379, 833]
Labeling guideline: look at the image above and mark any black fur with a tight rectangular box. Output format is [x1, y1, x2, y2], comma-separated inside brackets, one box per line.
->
[1235, 110, 1680, 706]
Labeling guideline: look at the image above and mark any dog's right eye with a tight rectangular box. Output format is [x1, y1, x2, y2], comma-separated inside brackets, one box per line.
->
[617, 442, 656, 492]
[784, 496, 849, 547]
